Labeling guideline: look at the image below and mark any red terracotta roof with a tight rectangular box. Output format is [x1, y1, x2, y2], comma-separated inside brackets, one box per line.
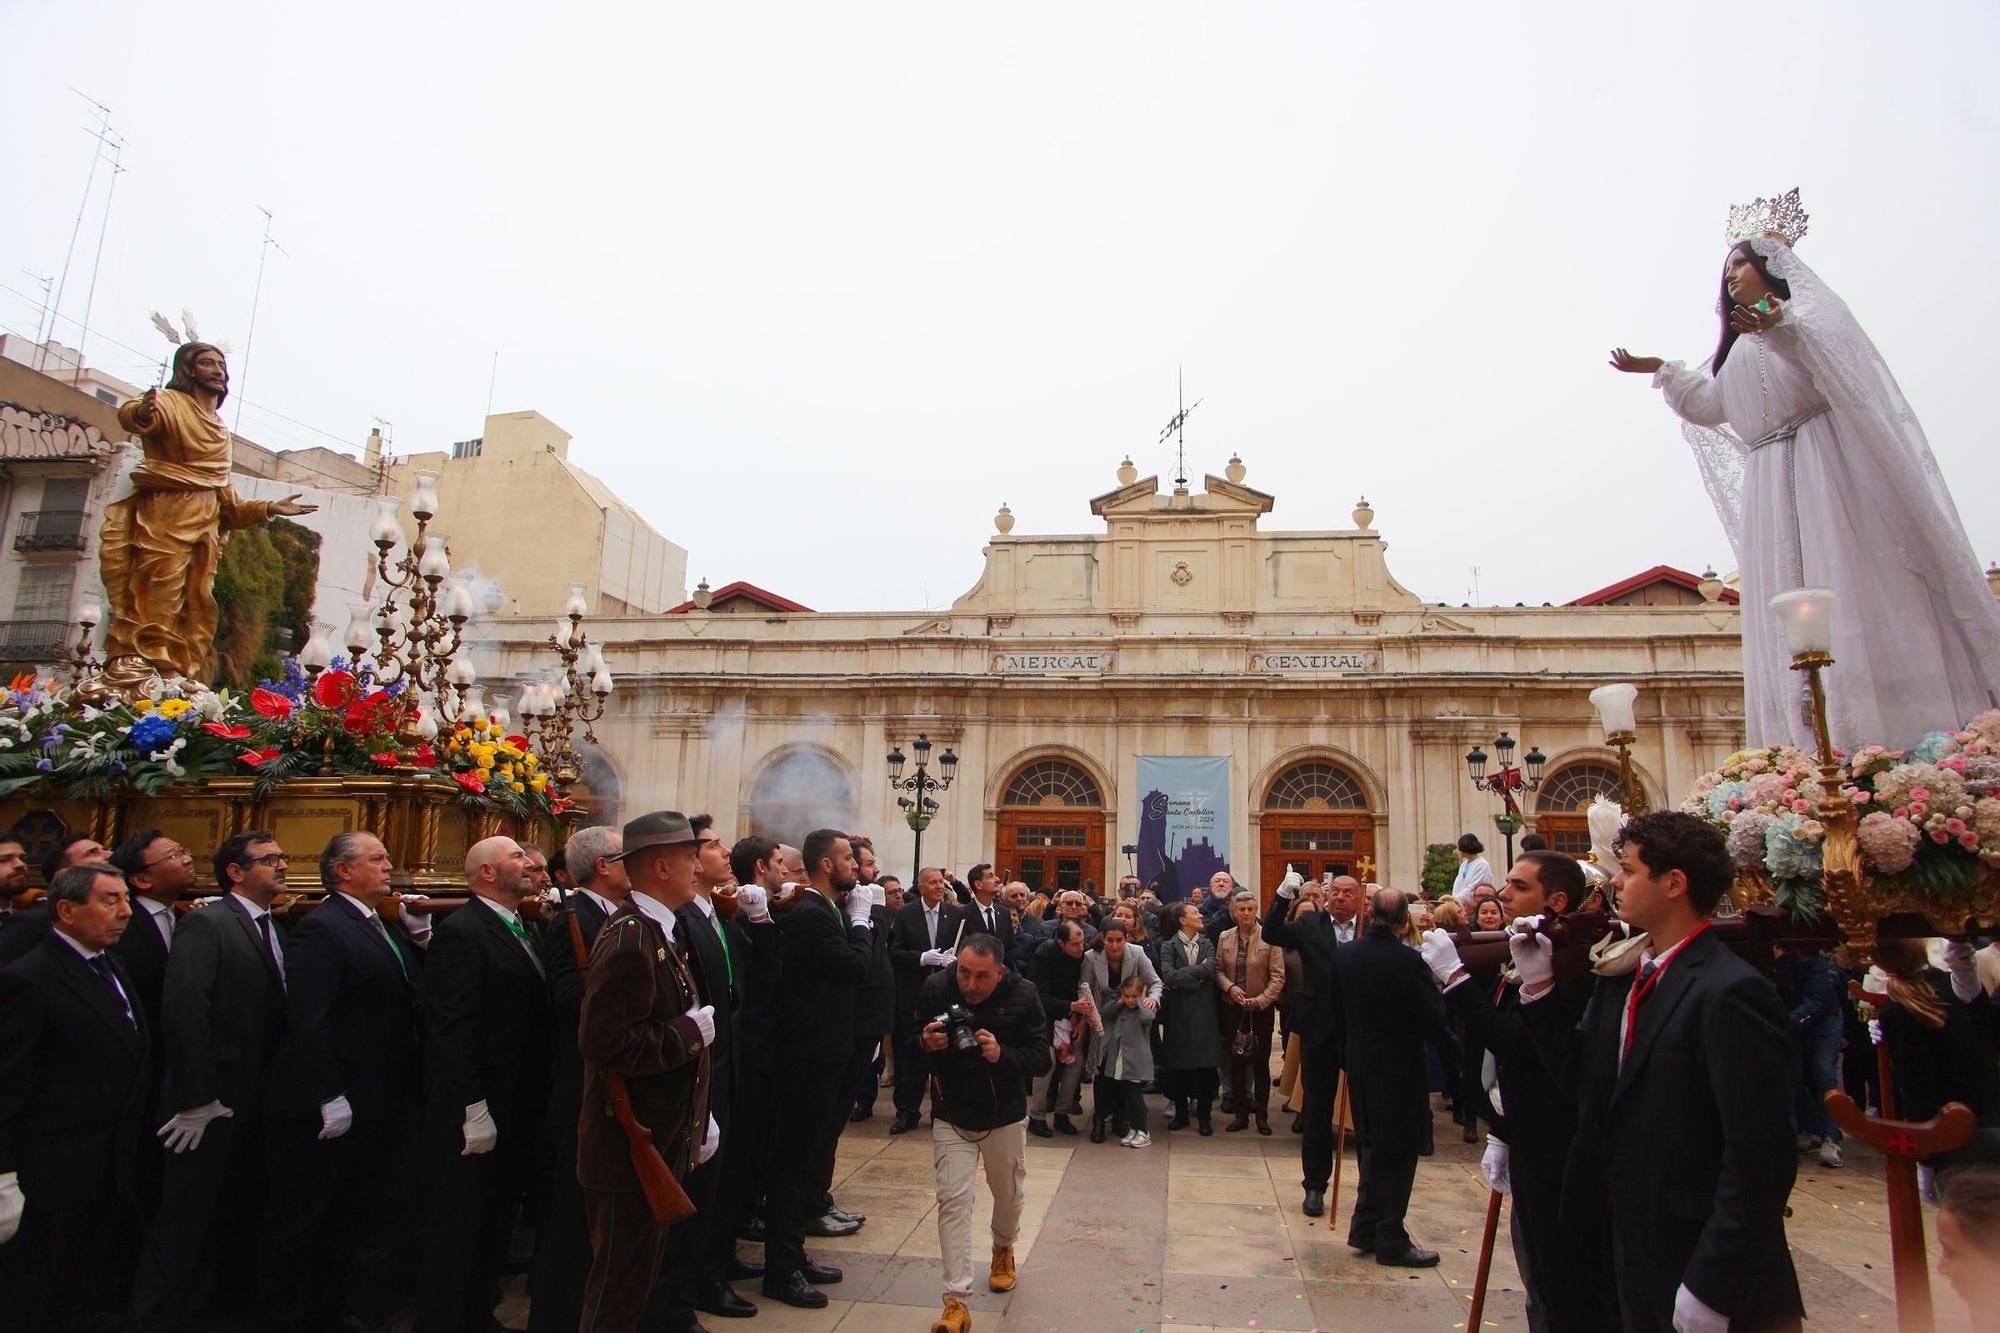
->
[666, 580, 814, 614]
[1568, 564, 1739, 606]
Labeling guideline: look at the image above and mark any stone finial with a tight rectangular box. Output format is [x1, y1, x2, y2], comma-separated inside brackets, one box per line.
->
[1224, 454, 1246, 484]
[1698, 566, 1725, 603]
[1351, 496, 1374, 530]
[1116, 456, 1138, 486]
[692, 577, 713, 610]
[994, 503, 1016, 535]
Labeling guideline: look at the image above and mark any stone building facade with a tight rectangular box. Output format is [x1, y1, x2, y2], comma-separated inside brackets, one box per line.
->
[490, 461, 1752, 901]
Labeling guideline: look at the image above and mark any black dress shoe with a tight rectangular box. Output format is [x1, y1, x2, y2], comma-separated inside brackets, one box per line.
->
[1167, 1108, 1191, 1131]
[1028, 1117, 1054, 1138]
[1302, 1188, 1325, 1217]
[829, 1204, 865, 1225]
[1291, 1113, 1305, 1134]
[699, 1282, 759, 1318]
[888, 1111, 922, 1134]
[1197, 1116, 1214, 1137]
[738, 1214, 766, 1242]
[1052, 1114, 1077, 1135]
[762, 1273, 828, 1309]
[724, 1255, 765, 1281]
[1089, 1116, 1107, 1144]
[1376, 1245, 1441, 1268]
[803, 1210, 861, 1237]
[1346, 1236, 1374, 1254]
[849, 1106, 874, 1122]
[800, 1257, 844, 1285]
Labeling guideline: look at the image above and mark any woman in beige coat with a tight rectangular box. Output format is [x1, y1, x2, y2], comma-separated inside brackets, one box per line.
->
[1216, 889, 1286, 1133]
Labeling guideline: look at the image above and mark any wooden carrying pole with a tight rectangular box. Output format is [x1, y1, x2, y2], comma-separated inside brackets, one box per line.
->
[1327, 1071, 1350, 1224]
[1464, 1188, 1505, 1330]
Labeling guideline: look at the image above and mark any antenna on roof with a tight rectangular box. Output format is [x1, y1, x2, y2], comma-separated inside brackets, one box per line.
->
[1156, 366, 1202, 495]
[233, 205, 288, 435]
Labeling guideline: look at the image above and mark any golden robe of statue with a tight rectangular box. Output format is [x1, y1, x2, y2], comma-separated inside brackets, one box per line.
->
[100, 355, 312, 691]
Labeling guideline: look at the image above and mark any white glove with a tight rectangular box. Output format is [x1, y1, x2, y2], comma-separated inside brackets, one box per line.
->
[1943, 939, 1982, 1003]
[1480, 1135, 1511, 1196]
[1276, 867, 1303, 900]
[1864, 964, 1891, 997]
[462, 1100, 497, 1156]
[157, 1100, 233, 1154]
[737, 885, 770, 923]
[697, 1113, 721, 1166]
[867, 884, 886, 908]
[1508, 916, 1556, 991]
[1672, 1283, 1729, 1333]
[1418, 929, 1464, 988]
[1868, 1018, 1884, 1046]
[318, 1095, 353, 1141]
[844, 891, 872, 928]
[0, 1172, 20, 1245]
[920, 948, 952, 968]
[399, 894, 432, 944]
[686, 1003, 716, 1047]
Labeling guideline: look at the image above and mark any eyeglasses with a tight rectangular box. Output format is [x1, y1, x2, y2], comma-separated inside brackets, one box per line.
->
[244, 853, 290, 867]
[142, 846, 192, 868]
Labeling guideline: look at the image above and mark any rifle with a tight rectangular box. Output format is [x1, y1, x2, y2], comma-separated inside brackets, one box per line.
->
[566, 908, 697, 1227]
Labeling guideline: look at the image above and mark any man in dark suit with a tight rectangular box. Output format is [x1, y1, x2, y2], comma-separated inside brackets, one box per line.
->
[1329, 888, 1449, 1266]
[265, 830, 425, 1333]
[720, 836, 786, 1269]
[1422, 851, 1616, 1330]
[135, 829, 296, 1324]
[846, 837, 893, 1130]
[761, 828, 875, 1311]
[0, 832, 109, 966]
[108, 828, 194, 1226]
[960, 863, 1013, 960]
[1522, 811, 1803, 1333]
[888, 867, 964, 1134]
[1264, 869, 1350, 1218]
[528, 823, 627, 1333]
[0, 862, 151, 1332]
[413, 836, 554, 1333]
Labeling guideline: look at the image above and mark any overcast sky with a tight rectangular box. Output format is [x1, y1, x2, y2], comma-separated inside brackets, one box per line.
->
[6, 2, 1997, 613]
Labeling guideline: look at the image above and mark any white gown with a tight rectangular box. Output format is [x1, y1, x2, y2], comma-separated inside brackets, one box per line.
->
[1653, 239, 2000, 753]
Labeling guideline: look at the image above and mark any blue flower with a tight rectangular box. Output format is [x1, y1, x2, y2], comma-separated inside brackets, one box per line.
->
[1704, 781, 1747, 821]
[34, 757, 52, 772]
[109, 760, 127, 775]
[127, 714, 178, 751]
[1910, 730, 1959, 765]
[1765, 814, 1823, 881]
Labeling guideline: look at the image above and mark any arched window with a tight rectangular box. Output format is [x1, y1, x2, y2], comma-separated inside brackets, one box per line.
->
[1534, 762, 1625, 857]
[1263, 761, 1370, 811]
[749, 749, 855, 846]
[1002, 760, 1103, 808]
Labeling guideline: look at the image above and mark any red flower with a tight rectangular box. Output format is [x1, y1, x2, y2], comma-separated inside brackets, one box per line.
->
[505, 734, 530, 751]
[342, 689, 395, 733]
[367, 750, 401, 767]
[237, 747, 282, 767]
[312, 669, 359, 709]
[453, 770, 486, 794]
[550, 797, 575, 815]
[251, 688, 294, 721]
[411, 744, 439, 769]
[202, 722, 253, 741]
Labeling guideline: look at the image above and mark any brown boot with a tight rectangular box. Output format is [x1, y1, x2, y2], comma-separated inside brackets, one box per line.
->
[989, 1244, 1017, 1292]
[932, 1294, 973, 1332]
[1225, 1114, 1250, 1132]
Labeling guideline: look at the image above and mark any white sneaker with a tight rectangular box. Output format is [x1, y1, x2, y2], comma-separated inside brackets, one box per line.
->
[1795, 1133, 1822, 1152]
[1818, 1141, 1844, 1168]
[1117, 1129, 1137, 1146]
[1127, 1131, 1152, 1148]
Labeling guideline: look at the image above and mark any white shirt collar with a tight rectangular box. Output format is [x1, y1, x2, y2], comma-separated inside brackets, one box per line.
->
[53, 927, 103, 960]
[578, 888, 618, 919]
[691, 893, 716, 921]
[141, 896, 173, 920]
[231, 892, 270, 921]
[475, 894, 521, 929]
[630, 890, 679, 942]
[336, 891, 379, 920]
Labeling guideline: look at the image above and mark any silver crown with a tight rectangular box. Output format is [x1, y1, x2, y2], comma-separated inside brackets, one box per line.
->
[1725, 187, 1809, 248]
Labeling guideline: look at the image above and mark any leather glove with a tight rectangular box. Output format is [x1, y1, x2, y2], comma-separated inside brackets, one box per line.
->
[1418, 929, 1464, 988]
[1276, 867, 1303, 900]
[686, 1003, 716, 1047]
[737, 885, 770, 923]
[843, 891, 872, 928]
[697, 1113, 721, 1166]
[158, 1100, 234, 1154]
[1672, 1283, 1729, 1333]
[0, 1171, 21, 1245]
[318, 1095, 353, 1142]
[462, 1100, 497, 1156]
[919, 948, 952, 968]
[1508, 916, 1556, 990]
[1479, 1135, 1511, 1196]
[399, 894, 433, 944]
[1943, 938, 1982, 1003]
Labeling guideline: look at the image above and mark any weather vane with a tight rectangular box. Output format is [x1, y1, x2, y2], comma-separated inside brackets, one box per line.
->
[1156, 366, 1201, 492]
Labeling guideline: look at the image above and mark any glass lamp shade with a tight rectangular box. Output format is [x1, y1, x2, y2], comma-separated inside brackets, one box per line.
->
[886, 746, 906, 782]
[1524, 746, 1547, 783]
[460, 685, 485, 720]
[489, 696, 510, 731]
[413, 709, 439, 742]
[446, 656, 477, 687]
[1493, 732, 1516, 760]
[1589, 682, 1640, 737]
[343, 603, 375, 654]
[1769, 587, 1837, 657]
[581, 643, 606, 675]
[938, 747, 959, 783]
[298, 624, 335, 670]
[590, 668, 614, 697]
[75, 600, 101, 628]
[410, 472, 441, 520]
[564, 585, 589, 619]
[370, 497, 402, 546]
[1465, 746, 1488, 781]
[912, 734, 933, 760]
[418, 537, 451, 580]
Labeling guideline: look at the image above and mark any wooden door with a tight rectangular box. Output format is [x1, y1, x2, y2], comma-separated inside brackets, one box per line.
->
[1257, 813, 1375, 908]
[997, 810, 1106, 896]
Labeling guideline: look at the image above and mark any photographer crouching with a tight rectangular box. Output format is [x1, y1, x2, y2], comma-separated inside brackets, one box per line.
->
[916, 933, 1053, 1333]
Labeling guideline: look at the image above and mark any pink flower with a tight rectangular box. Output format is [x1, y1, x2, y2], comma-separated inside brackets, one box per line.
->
[1792, 800, 1811, 815]
[1961, 832, 1982, 850]
[1946, 818, 1967, 835]
[1847, 788, 1870, 804]
[1933, 829, 1951, 844]
[1912, 788, 1932, 803]
[1894, 807, 1910, 820]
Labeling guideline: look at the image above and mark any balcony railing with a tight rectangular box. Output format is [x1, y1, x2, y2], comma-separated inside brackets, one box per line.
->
[0, 620, 70, 659]
[13, 510, 89, 551]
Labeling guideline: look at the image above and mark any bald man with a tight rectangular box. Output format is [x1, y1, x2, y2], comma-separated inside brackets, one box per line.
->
[414, 837, 554, 1333]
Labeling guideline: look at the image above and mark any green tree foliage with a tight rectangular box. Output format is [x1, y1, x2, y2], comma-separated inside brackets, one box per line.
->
[1421, 842, 1459, 897]
[211, 517, 320, 690]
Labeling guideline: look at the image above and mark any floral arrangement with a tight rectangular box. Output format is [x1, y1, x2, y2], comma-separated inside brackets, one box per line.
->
[1682, 711, 2000, 917]
[0, 659, 569, 821]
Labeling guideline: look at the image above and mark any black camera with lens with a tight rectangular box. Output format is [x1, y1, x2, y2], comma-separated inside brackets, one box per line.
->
[933, 1002, 980, 1057]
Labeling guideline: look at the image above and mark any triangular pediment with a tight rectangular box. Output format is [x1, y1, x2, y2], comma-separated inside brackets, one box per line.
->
[1088, 476, 1161, 516]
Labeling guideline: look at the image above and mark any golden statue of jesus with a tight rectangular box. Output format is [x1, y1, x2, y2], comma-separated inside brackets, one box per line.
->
[101, 342, 315, 692]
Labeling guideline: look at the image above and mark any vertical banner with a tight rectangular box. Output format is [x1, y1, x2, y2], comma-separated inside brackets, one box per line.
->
[1136, 756, 1231, 900]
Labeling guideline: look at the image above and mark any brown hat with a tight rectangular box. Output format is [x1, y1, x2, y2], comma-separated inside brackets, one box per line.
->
[607, 810, 695, 862]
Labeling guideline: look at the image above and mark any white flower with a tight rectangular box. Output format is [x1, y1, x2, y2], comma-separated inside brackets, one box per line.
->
[192, 689, 227, 722]
[149, 737, 188, 777]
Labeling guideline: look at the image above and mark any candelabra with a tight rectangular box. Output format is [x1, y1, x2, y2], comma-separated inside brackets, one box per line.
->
[1588, 682, 1651, 814]
[357, 473, 477, 743]
[1465, 730, 1546, 869]
[519, 585, 615, 793]
[54, 600, 106, 697]
[887, 733, 958, 880]
[1770, 588, 1867, 946]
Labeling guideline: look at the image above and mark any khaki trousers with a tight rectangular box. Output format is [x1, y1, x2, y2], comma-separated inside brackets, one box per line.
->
[932, 1117, 1028, 1300]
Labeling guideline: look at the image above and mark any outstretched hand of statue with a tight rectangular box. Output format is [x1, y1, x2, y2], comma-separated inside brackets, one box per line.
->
[268, 493, 318, 517]
[133, 388, 160, 428]
[1727, 298, 1784, 335]
[1608, 348, 1664, 375]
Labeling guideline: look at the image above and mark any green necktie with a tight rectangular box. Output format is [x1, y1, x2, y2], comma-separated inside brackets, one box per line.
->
[371, 914, 408, 977]
[504, 917, 535, 947]
[713, 910, 734, 988]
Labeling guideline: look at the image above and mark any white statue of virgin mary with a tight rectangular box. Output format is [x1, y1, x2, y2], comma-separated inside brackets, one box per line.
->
[1610, 190, 2000, 753]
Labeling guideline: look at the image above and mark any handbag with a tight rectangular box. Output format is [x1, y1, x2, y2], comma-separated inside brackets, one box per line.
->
[1231, 1008, 1256, 1058]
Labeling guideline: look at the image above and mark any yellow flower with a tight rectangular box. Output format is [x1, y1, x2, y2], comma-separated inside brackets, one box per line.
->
[529, 773, 548, 792]
[472, 716, 489, 732]
[498, 765, 515, 781]
[156, 699, 192, 720]
[132, 699, 155, 713]
[523, 753, 539, 770]
[454, 728, 472, 745]
[510, 781, 525, 794]
[476, 753, 495, 771]
[498, 740, 522, 759]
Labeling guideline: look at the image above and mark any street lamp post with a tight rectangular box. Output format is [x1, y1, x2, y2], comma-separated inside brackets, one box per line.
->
[887, 733, 958, 881]
[1465, 731, 1547, 870]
